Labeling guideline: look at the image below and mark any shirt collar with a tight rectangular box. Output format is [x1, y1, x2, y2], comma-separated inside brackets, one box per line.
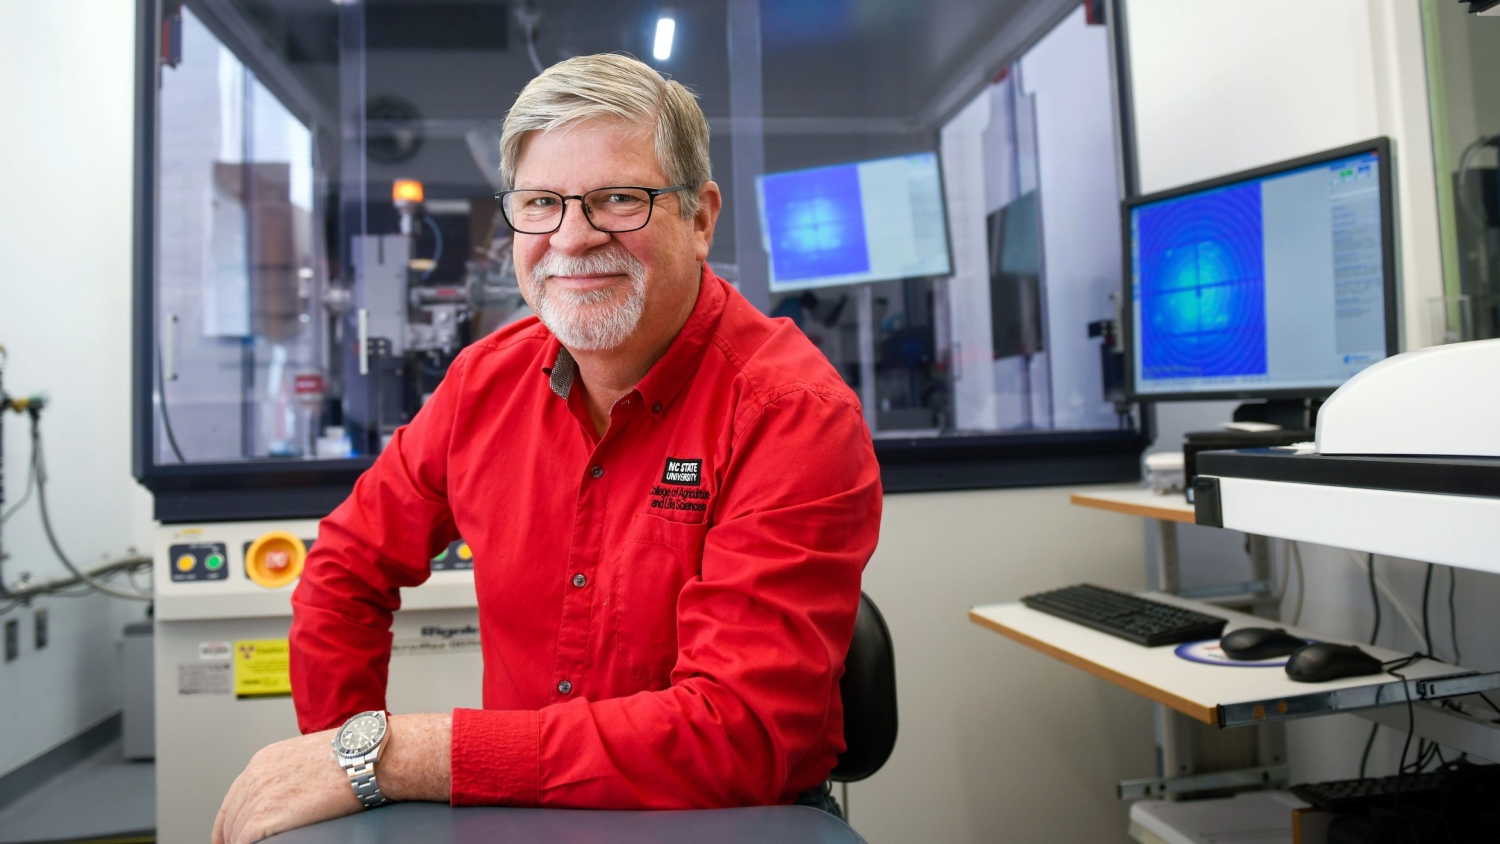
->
[547, 346, 577, 400]
[537, 263, 728, 412]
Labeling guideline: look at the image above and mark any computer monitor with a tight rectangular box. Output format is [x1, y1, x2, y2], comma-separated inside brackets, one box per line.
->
[1124, 138, 1399, 402]
[757, 152, 952, 292]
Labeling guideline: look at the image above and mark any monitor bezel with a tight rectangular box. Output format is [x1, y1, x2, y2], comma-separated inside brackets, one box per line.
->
[757, 150, 956, 293]
[1120, 137, 1399, 404]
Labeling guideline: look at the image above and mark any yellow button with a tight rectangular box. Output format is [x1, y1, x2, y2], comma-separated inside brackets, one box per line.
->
[176, 554, 196, 572]
[457, 543, 473, 561]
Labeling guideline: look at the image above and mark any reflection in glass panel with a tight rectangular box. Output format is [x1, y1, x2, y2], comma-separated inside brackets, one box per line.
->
[1424, 0, 1500, 342]
[159, 8, 325, 463]
[153, 1, 731, 466]
[762, 7, 1132, 437]
[149, 0, 1135, 472]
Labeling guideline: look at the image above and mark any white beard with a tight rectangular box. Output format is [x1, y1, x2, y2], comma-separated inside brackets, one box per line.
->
[524, 246, 647, 351]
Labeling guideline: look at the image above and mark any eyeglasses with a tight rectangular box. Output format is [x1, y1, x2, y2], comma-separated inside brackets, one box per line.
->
[495, 184, 690, 234]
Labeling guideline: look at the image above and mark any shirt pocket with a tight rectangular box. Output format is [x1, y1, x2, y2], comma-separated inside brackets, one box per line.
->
[611, 513, 709, 685]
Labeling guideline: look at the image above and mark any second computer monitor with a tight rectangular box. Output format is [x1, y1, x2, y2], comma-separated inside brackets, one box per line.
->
[1124, 139, 1399, 401]
[757, 152, 952, 292]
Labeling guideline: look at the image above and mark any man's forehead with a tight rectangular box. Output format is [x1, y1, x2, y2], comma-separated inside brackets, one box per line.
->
[513, 118, 661, 184]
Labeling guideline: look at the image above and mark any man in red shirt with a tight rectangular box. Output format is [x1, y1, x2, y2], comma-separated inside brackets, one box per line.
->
[212, 54, 881, 844]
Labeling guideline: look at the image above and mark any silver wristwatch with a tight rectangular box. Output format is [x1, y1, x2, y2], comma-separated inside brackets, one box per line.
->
[331, 710, 390, 809]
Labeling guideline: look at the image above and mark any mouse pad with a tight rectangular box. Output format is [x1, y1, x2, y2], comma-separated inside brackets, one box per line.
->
[1173, 639, 1306, 667]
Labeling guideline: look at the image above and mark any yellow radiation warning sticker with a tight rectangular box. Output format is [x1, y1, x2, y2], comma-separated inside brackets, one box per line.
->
[233, 639, 292, 699]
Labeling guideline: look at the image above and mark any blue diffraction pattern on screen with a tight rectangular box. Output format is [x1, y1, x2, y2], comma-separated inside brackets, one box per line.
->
[761, 163, 871, 282]
[1137, 183, 1267, 381]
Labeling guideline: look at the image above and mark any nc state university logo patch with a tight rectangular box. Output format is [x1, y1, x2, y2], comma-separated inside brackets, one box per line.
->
[660, 458, 702, 486]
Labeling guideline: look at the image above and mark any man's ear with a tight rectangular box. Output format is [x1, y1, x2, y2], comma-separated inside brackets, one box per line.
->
[691, 180, 723, 263]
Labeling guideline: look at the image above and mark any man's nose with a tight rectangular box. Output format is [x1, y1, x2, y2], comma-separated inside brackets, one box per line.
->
[547, 199, 612, 254]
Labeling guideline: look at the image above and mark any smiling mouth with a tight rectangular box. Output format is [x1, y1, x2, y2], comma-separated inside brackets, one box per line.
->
[547, 272, 627, 288]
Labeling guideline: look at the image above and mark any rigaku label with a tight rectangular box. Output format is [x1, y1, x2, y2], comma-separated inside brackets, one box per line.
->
[393, 624, 481, 657]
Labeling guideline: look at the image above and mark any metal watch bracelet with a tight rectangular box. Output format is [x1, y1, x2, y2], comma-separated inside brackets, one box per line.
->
[343, 755, 387, 809]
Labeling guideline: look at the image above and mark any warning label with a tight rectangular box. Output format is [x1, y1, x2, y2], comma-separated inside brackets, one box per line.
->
[178, 662, 232, 696]
[233, 639, 292, 698]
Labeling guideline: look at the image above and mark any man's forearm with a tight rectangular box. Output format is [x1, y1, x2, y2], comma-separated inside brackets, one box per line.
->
[381, 713, 453, 803]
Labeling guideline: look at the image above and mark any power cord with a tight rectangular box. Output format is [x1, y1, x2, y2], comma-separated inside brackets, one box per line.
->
[155, 339, 187, 463]
[1359, 554, 1381, 779]
[25, 410, 151, 601]
[1446, 566, 1460, 665]
[515, 5, 545, 75]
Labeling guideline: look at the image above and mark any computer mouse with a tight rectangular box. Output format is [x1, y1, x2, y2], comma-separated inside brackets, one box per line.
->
[1219, 627, 1308, 661]
[1285, 643, 1384, 683]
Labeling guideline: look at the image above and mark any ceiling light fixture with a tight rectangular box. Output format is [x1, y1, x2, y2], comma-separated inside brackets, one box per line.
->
[653, 17, 675, 61]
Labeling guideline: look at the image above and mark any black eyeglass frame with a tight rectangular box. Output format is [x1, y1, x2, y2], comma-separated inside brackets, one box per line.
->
[494, 184, 691, 234]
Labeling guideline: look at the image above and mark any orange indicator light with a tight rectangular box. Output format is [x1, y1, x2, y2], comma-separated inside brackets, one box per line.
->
[392, 179, 425, 204]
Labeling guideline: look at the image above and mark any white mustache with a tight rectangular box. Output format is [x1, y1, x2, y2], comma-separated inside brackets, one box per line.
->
[531, 247, 645, 292]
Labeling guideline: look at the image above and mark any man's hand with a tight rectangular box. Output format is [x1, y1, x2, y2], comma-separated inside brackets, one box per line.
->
[213, 713, 452, 844]
[212, 729, 360, 844]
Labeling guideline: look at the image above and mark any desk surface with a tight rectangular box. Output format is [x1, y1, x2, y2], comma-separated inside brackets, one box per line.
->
[970, 593, 1469, 725]
[1069, 487, 1195, 524]
[264, 803, 865, 844]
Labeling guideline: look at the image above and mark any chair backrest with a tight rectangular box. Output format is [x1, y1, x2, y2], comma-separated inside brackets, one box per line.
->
[831, 592, 898, 783]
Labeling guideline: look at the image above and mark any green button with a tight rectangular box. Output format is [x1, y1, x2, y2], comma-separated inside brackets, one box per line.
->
[205, 554, 225, 571]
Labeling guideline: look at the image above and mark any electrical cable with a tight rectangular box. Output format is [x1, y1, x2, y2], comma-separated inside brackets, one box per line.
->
[0, 443, 34, 525]
[1348, 551, 1425, 648]
[1287, 539, 1304, 626]
[516, 6, 545, 75]
[1358, 721, 1379, 779]
[156, 340, 187, 463]
[420, 215, 445, 282]
[1477, 692, 1500, 721]
[1358, 554, 1381, 781]
[26, 413, 151, 601]
[1455, 134, 1500, 228]
[0, 554, 150, 613]
[1447, 566, 1461, 665]
[1382, 653, 1424, 809]
[1420, 564, 1435, 659]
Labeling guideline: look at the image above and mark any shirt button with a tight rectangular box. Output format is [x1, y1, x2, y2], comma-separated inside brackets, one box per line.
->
[558, 680, 573, 695]
[590, 465, 604, 479]
[572, 573, 587, 588]
[651, 402, 663, 414]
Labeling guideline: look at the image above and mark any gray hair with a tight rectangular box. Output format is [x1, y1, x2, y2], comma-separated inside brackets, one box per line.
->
[500, 54, 711, 218]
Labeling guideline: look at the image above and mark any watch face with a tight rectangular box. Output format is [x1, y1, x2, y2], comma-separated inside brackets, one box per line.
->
[338, 714, 383, 754]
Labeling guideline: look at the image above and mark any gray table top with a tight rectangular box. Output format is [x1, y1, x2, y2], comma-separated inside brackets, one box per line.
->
[263, 803, 867, 844]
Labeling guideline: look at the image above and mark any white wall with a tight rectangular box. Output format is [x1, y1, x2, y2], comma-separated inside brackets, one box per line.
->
[0, 0, 155, 779]
[1124, 0, 1500, 782]
[848, 486, 1155, 844]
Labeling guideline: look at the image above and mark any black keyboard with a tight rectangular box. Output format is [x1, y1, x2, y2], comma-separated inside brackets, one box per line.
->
[1020, 584, 1227, 646]
[1292, 770, 1451, 813]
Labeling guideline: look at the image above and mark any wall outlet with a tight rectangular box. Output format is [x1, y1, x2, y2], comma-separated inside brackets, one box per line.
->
[34, 608, 48, 650]
[4, 618, 17, 662]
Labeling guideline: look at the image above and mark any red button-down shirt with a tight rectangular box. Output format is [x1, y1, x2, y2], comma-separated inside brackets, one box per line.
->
[289, 267, 882, 808]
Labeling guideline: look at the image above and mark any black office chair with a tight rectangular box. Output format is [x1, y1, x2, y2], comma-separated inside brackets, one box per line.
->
[831, 592, 898, 786]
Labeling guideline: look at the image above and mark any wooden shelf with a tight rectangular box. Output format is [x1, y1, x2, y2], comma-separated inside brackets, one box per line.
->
[1070, 487, 1195, 524]
[969, 592, 1497, 727]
